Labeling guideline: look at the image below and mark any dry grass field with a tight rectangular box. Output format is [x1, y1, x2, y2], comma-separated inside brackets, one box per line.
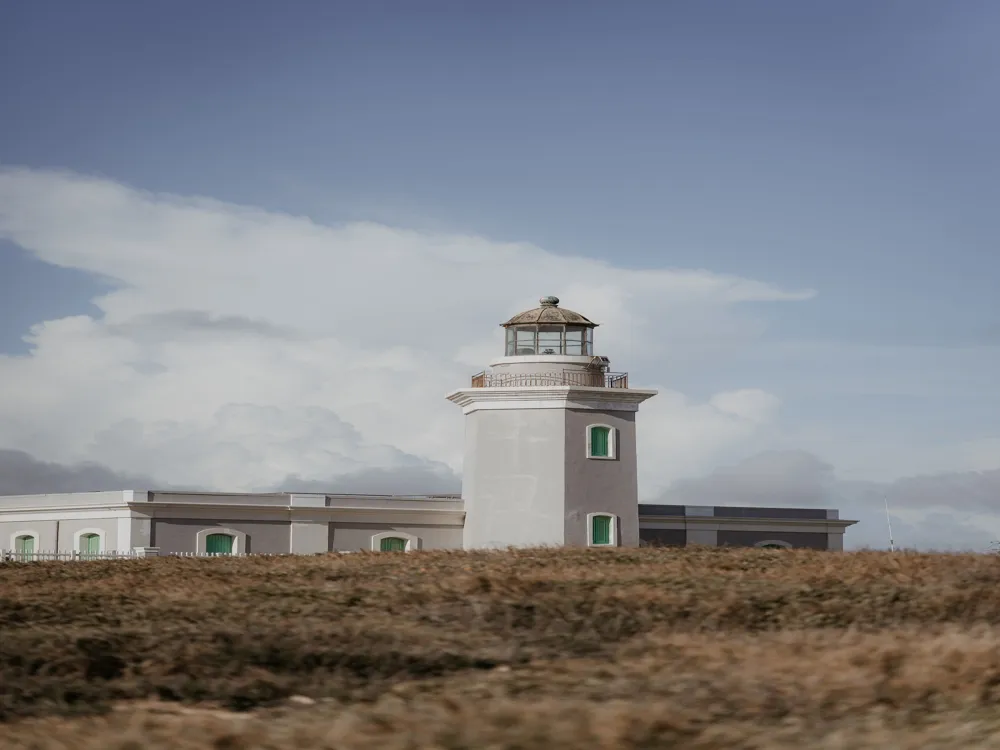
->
[3, 546, 1000, 748]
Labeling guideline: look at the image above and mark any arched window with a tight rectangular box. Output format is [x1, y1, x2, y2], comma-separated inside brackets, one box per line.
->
[371, 531, 419, 552]
[380, 536, 407, 552]
[14, 535, 35, 555]
[586, 424, 616, 459]
[205, 533, 234, 555]
[587, 512, 617, 547]
[195, 527, 246, 555]
[72, 528, 106, 556]
[79, 533, 101, 555]
[10, 530, 39, 557]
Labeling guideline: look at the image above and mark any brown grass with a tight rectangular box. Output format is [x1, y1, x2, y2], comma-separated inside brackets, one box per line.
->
[3, 546, 1000, 747]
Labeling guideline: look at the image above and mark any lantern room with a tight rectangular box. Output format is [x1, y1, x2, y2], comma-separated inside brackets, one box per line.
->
[501, 296, 596, 356]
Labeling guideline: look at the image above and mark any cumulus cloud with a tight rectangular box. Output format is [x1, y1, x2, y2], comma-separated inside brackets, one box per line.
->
[0, 166, 809, 494]
[0, 449, 163, 495]
[274, 465, 461, 496]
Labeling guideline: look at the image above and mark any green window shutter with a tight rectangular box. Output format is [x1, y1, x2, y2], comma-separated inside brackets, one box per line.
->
[15, 536, 34, 554]
[380, 537, 407, 552]
[80, 534, 100, 555]
[590, 426, 610, 457]
[592, 515, 612, 545]
[206, 534, 234, 554]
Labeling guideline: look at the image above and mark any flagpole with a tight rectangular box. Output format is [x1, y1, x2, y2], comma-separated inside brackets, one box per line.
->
[884, 495, 895, 552]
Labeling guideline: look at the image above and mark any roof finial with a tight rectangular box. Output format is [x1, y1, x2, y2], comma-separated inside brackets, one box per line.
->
[539, 296, 559, 307]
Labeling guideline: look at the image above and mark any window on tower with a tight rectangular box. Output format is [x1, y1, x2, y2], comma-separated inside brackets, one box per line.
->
[587, 513, 617, 546]
[586, 424, 615, 459]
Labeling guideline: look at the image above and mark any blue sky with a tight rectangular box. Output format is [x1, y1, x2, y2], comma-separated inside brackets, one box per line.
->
[1, 0, 998, 549]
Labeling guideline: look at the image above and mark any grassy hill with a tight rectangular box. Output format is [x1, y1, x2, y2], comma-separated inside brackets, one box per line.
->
[3, 546, 1000, 748]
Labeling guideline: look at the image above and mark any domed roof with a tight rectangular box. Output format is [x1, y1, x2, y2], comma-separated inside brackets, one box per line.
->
[501, 296, 598, 328]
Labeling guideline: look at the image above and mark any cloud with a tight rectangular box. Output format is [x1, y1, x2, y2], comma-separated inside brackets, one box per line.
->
[653, 450, 1000, 551]
[274, 465, 461, 496]
[0, 449, 161, 495]
[0, 446, 460, 498]
[0, 166, 810, 494]
[106, 310, 297, 341]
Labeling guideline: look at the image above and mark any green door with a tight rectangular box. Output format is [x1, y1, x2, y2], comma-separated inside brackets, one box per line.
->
[206, 534, 234, 555]
[14, 536, 34, 555]
[80, 534, 101, 555]
[380, 536, 407, 552]
[591, 515, 612, 546]
[590, 426, 610, 457]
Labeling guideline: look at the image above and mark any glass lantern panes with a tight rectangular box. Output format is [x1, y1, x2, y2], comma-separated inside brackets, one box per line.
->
[515, 328, 536, 355]
[564, 327, 584, 355]
[505, 328, 516, 356]
[537, 326, 562, 355]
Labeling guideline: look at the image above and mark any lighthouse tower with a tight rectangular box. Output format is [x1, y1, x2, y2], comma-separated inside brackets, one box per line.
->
[446, 296, 657, 549]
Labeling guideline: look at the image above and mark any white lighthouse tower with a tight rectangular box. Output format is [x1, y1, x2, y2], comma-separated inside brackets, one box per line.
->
[446, 296, 657, 549]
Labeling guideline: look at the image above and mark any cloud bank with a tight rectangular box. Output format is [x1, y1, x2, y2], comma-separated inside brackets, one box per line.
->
[0, 166, 809, 495]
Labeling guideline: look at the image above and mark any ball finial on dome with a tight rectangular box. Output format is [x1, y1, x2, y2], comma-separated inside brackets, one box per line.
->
[539, 296, 560, 307]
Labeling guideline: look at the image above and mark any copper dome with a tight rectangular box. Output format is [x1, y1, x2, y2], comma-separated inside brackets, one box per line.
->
[500, 296, 598, 328]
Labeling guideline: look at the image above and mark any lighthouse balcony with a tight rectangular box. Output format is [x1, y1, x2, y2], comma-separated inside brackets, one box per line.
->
[470, 370, 629, 389]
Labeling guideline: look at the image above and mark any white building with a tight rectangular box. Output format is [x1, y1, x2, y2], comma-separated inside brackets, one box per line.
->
[0, 297, 857, 558]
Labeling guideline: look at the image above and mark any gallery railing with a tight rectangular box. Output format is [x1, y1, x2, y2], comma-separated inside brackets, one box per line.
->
[470, 370, 628, 389]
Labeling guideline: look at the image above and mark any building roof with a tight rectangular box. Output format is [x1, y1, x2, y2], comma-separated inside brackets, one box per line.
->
[501, 296, 598, 328]
[639, 504, 856, 523]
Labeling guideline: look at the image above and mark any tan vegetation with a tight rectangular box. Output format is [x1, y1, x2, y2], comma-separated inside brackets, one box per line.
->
[3, 546, 1000, 748]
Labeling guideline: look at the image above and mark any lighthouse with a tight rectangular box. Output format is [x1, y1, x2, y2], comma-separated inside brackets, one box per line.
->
[446, 296, 657, 549]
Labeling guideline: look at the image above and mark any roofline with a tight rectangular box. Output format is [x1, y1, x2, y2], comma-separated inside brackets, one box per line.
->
[499, 320, 599, 329]
[137, 490, 462, 500]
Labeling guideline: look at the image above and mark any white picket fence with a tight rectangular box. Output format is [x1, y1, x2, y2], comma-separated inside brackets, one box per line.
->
[0, 549, 262, 563]
[167, 552, 269, 558]
[0, 549, 143, 562]
[1, 549, 355, 563]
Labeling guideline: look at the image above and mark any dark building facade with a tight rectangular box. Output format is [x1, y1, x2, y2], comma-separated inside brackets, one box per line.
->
[638, 504, 855, 550]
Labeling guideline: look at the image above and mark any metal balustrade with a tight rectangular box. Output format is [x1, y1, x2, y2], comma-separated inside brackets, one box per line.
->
[470, 370, 629, 389]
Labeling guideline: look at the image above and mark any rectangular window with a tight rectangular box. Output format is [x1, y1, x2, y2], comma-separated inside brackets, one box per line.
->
[585, 328, 593, 356]
[15, 536, 34, 554]
[592, 515, 612, 545]
[505, 328, 516, 356]
[590, 426, 610, 457]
